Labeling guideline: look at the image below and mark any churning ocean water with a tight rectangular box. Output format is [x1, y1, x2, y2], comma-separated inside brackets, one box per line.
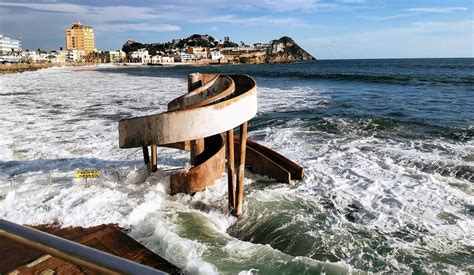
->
[0, 58, 473, 274]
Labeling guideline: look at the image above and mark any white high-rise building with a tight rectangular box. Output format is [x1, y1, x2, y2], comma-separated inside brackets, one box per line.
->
[0, 34, 22, 53]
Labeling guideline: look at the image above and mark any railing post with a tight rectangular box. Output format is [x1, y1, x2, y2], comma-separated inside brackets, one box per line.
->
[233, 122, 248, 216]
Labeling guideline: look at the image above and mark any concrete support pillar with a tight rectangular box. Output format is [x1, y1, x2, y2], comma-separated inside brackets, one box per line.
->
[233, 122, 248, 216]
[226, 129, 236, 210]
[188, 73, 205, 165]
[151, 145, 157, 172]
[142, 146, 150, 167]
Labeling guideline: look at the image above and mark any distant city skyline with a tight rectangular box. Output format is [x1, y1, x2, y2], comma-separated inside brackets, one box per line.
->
[0, 0, 472, 59]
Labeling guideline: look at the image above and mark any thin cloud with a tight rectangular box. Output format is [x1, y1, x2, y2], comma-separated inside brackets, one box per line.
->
[258, 0, 336, 12]
[174, 0, 338, 13]
[406, 7, 468, 13]
[359, 13, 414, 21]
[360, 5, 469, 21]
[338, 0, 366, 3]
[95, 23, 181, 33]
[360, 6, 469, 21]
[0, 2, 87, 13]
[0, 2, 160, 21]
[0, 1, 182, 35]
[191, 14, 311, 27]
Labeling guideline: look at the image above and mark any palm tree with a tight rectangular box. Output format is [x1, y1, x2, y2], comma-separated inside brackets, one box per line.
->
[23, 49, 31, 64]
[9, 48, 21, 63]
[84, 51, 101, 63]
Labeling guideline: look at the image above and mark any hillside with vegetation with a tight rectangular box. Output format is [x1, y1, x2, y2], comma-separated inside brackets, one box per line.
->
[122, 34, 237, 55]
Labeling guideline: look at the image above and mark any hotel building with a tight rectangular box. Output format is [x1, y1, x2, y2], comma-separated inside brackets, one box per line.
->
[0, 34, 21, 53]
[65, 22, 96, 53]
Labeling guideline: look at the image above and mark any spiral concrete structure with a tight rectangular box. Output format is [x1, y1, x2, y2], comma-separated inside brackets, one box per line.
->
[118, 73, 303, 216]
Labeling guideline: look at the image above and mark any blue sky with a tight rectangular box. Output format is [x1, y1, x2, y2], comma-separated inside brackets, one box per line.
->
[0, 0, 472, 59]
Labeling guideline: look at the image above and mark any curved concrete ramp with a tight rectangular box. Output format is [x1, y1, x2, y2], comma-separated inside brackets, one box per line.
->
[119, 75, 257, 147]
[170, 134, 225, 194]
[118, 73, 304, 215]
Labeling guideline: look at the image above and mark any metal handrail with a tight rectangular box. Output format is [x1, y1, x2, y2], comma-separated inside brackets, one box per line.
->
[0, 219, 167, 274]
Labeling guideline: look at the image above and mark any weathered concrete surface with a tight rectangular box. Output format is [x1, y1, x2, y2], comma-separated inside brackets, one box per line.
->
[170, 134, 225, 194]
[119, 75, 257, 148]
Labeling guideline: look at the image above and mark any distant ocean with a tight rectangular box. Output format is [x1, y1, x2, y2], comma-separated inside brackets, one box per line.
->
[0, 58, 473, 273]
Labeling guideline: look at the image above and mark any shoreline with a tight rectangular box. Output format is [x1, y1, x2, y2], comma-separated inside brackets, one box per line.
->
[0, 62, 245, 74]
[0, 59, 318, 74]
[0, 63, 59, 74]
[0, 63, 100, 74]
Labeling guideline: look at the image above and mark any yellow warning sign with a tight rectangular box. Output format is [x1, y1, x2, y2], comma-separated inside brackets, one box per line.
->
[75, 170, 101, 179]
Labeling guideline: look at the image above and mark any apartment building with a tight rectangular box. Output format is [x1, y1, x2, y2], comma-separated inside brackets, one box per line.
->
[65, 22, 96, 53]
[0, 34, 21, 53]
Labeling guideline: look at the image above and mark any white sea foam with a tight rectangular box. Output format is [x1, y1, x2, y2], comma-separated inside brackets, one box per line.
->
[0, 66, 472, 273]
[245, 119, 473, 272]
